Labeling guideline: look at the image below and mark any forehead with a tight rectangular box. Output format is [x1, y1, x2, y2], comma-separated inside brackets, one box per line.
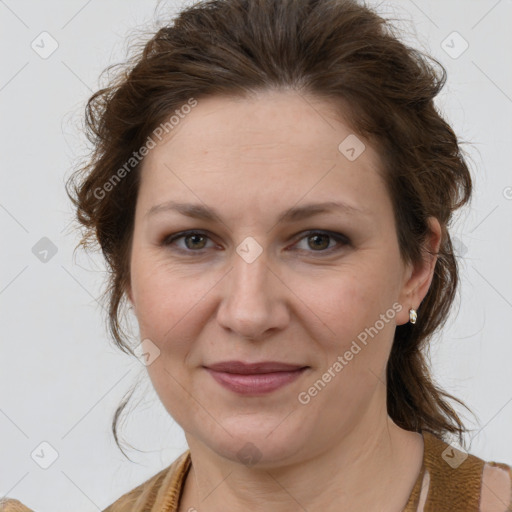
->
[137, 90, 390, 221]
[145, 90, 373, 164]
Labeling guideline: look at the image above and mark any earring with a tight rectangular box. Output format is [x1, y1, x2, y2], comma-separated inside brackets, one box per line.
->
[409, 308, 417, 324]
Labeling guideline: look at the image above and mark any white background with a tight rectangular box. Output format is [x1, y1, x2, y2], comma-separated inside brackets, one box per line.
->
[1, 0, 511, 510]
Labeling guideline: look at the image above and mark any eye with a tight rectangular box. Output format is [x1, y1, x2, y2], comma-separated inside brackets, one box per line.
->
[291, 230, 350, 254]
[161, 229, 350, 255]
[161, 230, 216, 253]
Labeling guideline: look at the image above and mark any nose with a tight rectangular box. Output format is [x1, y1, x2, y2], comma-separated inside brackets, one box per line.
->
[216, 246, 289, 341]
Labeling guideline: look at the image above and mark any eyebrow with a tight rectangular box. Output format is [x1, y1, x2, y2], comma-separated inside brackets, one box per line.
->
[145, 200, 369, 224]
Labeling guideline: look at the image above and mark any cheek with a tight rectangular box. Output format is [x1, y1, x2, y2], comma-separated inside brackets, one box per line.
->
[135, 286, 204, 349]
[130, 250, 202, 343]
[301, 261, 401, 381]
[303, 265, 394, 337]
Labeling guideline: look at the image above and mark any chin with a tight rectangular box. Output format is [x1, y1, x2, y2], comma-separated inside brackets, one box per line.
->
[192, 417, 311, 468]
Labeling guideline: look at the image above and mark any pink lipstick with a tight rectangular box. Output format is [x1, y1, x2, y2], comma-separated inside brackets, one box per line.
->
[204, 361, 308, 395]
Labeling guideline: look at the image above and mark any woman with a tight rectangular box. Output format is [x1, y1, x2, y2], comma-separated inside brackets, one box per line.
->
[2, 0, 511, 510]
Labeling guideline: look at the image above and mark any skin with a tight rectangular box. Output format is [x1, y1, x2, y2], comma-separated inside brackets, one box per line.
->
[126, 90, 441, 511]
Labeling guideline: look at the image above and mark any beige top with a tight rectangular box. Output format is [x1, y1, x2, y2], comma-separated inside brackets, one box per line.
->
[2, 431, 511, 511]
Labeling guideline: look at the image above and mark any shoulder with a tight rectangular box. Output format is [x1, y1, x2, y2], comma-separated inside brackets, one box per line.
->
[0, 450, 191, 512]
[480, 461, 512, 512]
[0, 499, 34, 512]
[420, 431, 512, 512]
[102, 450, 191, 512]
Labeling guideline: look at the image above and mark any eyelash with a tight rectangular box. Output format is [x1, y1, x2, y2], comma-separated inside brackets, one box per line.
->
[161, 230, 350, 256]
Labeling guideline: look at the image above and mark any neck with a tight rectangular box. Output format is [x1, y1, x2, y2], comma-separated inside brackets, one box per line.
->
[179, 394, 424, 512]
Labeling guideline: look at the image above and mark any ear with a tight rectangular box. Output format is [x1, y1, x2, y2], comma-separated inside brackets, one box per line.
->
[396, 217, 442, 326]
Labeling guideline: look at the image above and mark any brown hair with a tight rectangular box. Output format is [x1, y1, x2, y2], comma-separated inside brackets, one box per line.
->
[66, 0, 474, 456]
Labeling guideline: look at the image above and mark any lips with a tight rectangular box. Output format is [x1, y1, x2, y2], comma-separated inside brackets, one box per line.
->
[203, 361, 309, 395]
[205, 360, 308, 374]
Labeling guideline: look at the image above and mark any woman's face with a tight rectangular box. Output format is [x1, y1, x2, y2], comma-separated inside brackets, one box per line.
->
[127, 90, 431, 466]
